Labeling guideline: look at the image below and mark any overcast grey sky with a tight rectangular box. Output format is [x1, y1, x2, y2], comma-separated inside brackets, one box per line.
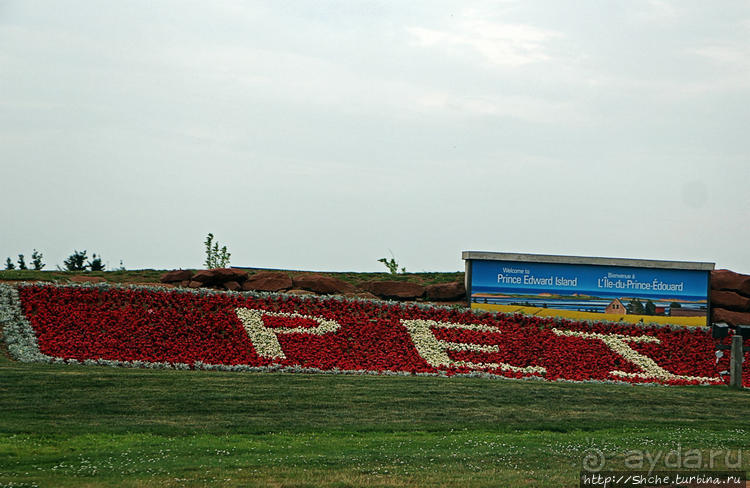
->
[2, 0, 749, 273]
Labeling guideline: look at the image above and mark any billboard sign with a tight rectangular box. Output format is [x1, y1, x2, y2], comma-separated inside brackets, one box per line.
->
[463, 252, 713, 327]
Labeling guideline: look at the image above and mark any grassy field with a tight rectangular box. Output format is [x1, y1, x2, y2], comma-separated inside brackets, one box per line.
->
[0, 268, 465, 288]
[0, 269, 168, 284]
[1, 348, 749, 488]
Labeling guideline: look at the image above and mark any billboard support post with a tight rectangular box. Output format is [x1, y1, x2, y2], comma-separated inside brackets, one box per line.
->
[730, 335, 744, 389]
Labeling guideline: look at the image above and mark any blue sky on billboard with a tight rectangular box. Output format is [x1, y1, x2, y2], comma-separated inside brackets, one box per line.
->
[1, 1, 749, 272]
[471, 260, 709, 300]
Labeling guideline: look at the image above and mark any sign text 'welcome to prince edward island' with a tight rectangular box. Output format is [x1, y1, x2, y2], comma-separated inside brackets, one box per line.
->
[464, 252, 712, 327]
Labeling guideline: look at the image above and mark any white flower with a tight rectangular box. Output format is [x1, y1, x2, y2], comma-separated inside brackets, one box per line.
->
[401, 319, 546, 375]
[551, 328, 720, 384]
[235, 308, 340, 359]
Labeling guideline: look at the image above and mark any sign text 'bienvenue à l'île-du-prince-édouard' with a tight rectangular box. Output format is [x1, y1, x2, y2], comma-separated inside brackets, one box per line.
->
[463, 252, 714, 327]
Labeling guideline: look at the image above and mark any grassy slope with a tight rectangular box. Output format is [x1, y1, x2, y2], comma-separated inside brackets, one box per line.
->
[1, 273, 748, 487]
[1, 350, 749, 488]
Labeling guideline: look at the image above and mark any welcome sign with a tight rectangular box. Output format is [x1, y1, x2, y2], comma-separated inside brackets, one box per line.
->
[463, 252, 714, 327]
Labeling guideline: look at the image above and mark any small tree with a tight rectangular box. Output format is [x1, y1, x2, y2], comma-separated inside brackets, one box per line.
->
[4, 257, 15, 270]
[377, 250, 406, 274]
[63, 250, 88, 271]
[204, 233, 231, 269]
[31, 249, 45, 270]
[17, 254, 27, 270]
[88, 253, 105, 271]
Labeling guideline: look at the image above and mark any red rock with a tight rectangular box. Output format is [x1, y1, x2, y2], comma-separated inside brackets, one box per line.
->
[362, 281, 425, 300]
[712, 308, 750, 327]
[711, 269, 750, 297]
[218, 268, 250, 282]
[224, 280, 241, 291]
[188, 280, 202, 288]
[179, 280, 190, 287]
[425, 282, 466, 301]
[711, 290, 750, 313]
[192, 268, 249, 284]
[191, 270, 217, 284]
[160, 269, 193, 283]
[242, 271, 293, 292]
[292, 274, 358, 295]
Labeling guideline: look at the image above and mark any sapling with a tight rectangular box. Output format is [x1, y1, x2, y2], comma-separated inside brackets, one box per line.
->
[204, 233, 231, 269]
[378, 250, 406, 274]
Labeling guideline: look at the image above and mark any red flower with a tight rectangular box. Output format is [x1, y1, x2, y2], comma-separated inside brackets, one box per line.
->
[14, 284, 747, 387]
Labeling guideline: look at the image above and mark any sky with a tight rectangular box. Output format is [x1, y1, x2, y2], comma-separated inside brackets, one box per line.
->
[1, 0, 749, 273]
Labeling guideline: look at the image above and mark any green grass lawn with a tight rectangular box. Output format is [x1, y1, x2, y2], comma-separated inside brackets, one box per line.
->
[1, 350, 748, 488]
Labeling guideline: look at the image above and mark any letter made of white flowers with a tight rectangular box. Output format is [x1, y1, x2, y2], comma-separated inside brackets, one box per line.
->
[401, 319, 546, 375]
[236, 308, 341, 359]
[551, 328, 719, 383]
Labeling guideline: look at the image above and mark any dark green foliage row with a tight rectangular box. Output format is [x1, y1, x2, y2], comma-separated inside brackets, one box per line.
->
[4, 250, 45, 271]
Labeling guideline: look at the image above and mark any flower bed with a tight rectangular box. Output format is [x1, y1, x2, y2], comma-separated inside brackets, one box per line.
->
[1, 283, 747, 386]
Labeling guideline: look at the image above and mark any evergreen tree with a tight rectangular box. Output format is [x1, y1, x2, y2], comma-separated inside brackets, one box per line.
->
[31, 249, 45, 270]
[88, 253, 105, 271]
[63, 250, 88, 271]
